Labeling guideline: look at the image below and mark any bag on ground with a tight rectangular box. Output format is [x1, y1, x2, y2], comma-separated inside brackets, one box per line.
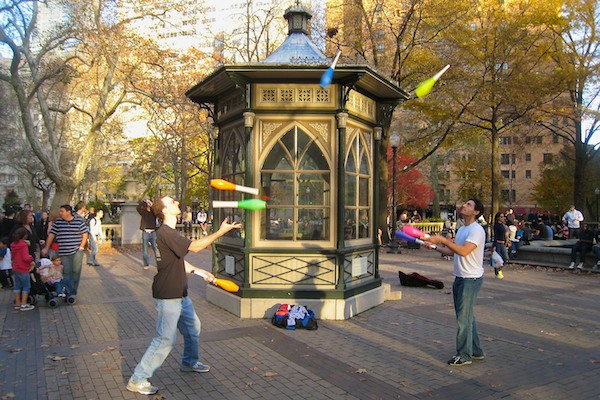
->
[398, 270, 444, 289]
[271, 304, 318, 330]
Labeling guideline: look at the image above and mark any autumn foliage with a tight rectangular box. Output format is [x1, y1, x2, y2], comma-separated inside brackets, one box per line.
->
[387, 147, 434, 210]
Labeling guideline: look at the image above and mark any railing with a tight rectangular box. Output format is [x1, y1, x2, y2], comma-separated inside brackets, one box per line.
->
[175, 223, 211, 240]
[105, 221, 443, 247]
[402, 222, 445, 236]
[102, 224, 122, 246]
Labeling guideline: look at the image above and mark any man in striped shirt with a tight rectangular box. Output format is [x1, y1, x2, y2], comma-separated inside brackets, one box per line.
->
[42, 204, 88, 297]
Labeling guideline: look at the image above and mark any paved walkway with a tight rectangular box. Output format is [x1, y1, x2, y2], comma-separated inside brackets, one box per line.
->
[1, 246, 600, 399]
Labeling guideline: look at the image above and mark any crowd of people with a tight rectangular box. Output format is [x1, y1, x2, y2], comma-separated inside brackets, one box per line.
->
[484, 205, 600, 273]
[0, 202, 105, 310]
[2, 198, 240, 395]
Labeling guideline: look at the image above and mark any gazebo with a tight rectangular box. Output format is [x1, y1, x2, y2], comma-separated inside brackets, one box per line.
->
[186, 3, 409, 319]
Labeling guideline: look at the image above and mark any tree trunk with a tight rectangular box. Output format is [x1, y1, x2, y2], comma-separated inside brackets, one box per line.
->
[573, 133, 586, 213]
[378, 138, 390, 235]
[490, 125, 500, 220]
[430, 156, 440, 218]
[41, 187, 51, 211]
[50, 181, 77, 209]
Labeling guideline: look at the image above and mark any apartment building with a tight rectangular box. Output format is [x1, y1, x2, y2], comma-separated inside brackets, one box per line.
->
[436, 130, 567, 218]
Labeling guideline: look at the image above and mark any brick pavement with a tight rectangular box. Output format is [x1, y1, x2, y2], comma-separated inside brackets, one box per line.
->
[1, 246, 599, 399]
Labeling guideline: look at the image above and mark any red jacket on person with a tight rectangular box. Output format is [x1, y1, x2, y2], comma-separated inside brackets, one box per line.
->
[10, 240, 33, 274]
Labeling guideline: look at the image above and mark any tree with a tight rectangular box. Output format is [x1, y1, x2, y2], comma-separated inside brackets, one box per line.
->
[2, 189, 21, 212]
[388, 151, 434, 211]
[540, 0, 600, 213]
[413, 0, 565, 219]
[532, 155, 574, 214]
[0, 0, 166, 208]
[206, 1, 287, 63]
[132, 49, 216, 209]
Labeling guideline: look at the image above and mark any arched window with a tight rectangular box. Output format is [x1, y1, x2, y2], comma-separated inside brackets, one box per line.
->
[260, 127, 330, 241]
[220, 129, 245, 238]
[344, 133, 371, 241]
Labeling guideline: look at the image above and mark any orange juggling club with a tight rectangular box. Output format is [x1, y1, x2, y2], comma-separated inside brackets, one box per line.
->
[210, 179, 259, 195]
[214, 279, 240, 293]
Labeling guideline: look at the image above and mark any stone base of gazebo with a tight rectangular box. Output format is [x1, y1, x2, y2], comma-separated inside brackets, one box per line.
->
[206, 285, 386, 320]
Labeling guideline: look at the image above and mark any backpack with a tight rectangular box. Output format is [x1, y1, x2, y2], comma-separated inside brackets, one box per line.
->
[398, 270, 444, 289]
[271, 304, 318, 330]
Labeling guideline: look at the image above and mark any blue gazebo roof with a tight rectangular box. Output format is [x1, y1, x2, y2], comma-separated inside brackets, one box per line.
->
[261, 3, 327, 65]
[262, 32, 327, 65]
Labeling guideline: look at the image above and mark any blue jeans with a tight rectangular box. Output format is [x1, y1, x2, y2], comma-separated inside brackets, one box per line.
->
[142, 230, 157, 267]
[87, 235, 98, 265]
[53, 280, 65, 296]
[12, 272, 30, 294]
[453, 276, 484, 361]
[493, 241, 509, 263]
[61, 250, 84, 295]
[131, 296, 201, 382]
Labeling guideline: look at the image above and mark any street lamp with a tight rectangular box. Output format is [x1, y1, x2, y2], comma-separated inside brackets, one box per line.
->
[595, 187, 600, 223]
[387, 131, 401, 254]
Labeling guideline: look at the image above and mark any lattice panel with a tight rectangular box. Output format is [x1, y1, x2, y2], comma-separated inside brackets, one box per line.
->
[255, 84, 335, 109]
[261, 88, 276, 102]
[251, 254, 337, 286]
[280, 89, 294, 102]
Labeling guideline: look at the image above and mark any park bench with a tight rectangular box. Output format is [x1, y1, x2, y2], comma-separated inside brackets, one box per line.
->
[510, 239, 597, 270]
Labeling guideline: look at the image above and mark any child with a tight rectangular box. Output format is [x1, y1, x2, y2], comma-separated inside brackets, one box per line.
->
[490, 245, 505, 280]
[37, 256, 66, 297]
[10, 228, 35, 311]
[0, 237, 14, 288]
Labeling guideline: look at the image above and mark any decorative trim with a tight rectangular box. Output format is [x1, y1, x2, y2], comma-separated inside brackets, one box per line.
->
[243, 112, 255, 128]
[255, 84, 336, 109]
[336, 112, 348, 129]
[308, 122, 329, 143]
[347, 90, 376, 122]
[373, 127, 382, 141]
[261, 122, 285, 145]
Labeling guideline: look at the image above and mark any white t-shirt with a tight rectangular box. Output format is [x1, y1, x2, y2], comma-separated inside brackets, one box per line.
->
[453, 222, 485, 278]
[563, 210, 584, 228]
[0, 248, 12, 270]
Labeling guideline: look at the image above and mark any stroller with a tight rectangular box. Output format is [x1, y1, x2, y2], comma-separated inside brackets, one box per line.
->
[28, 259, 75, 307]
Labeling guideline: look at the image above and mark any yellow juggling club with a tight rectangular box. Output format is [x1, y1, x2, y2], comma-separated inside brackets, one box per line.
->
[414, 64, 450, 98]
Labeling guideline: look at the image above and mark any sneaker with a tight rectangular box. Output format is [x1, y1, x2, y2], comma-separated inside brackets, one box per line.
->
[180, 361, 210, 373]
[13, 305, 21, 310]
[496, 270, 504, 280]
[126, 378, 158, 395]
[568, 262, 575, 269]
[577, 263, 584, 270]
[472, 354, 485, 360]
[20, 304, 35, 311]
[58, 293, 66, 298]
[447, 356, 472, 366]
